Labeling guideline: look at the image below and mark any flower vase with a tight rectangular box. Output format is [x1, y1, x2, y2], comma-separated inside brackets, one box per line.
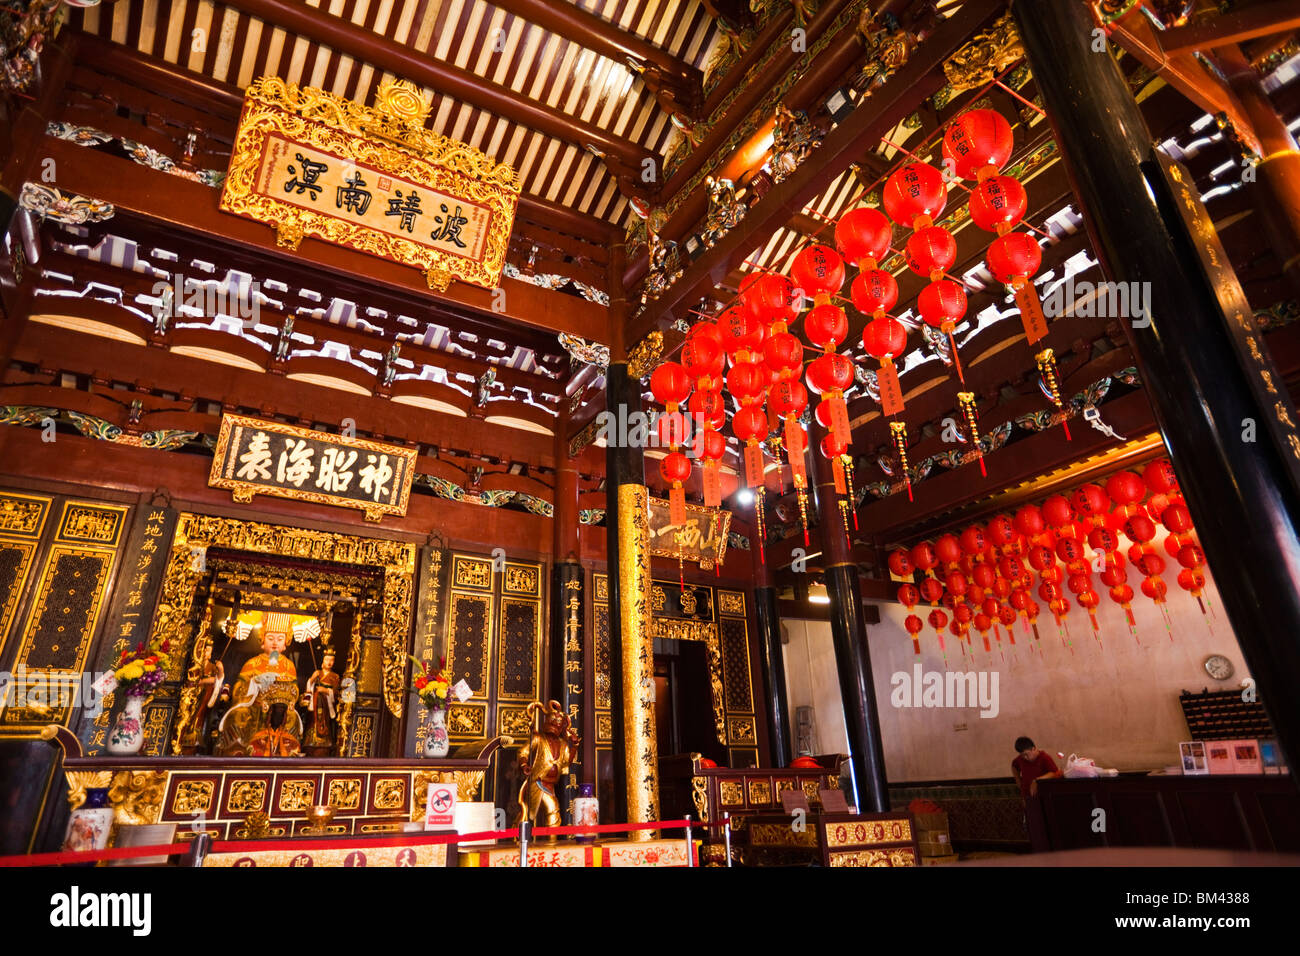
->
[107, 696, 145, 755]
[423, 708, 449, 758]
[62, 787, 113, 859]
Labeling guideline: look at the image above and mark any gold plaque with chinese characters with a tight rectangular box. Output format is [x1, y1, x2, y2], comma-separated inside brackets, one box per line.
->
[208, 414, 416, 521]
[647, 498, 731, 570]
[220, 77, 520, 291]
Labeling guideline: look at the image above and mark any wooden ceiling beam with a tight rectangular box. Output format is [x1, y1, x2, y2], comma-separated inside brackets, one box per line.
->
[38, 135, 608, 343]
[487, 0, 704, 117]
[215, 0, 654, 183]
[1159, 2, 1300, 56]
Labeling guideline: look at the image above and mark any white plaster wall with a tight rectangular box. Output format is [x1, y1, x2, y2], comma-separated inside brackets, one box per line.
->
[783, 559, 1249, 783]
[782, 618, 850, 757]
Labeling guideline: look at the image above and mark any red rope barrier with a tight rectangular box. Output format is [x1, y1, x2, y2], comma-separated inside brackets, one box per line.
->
[0, 818, 699, 866]
[0, 842, 189, 867]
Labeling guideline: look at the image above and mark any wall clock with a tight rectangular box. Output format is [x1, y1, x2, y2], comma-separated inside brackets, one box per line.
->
[1204, 654, 1234, 680]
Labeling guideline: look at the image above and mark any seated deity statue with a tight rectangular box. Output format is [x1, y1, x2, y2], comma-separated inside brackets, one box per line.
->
[215, 613, 303, 756]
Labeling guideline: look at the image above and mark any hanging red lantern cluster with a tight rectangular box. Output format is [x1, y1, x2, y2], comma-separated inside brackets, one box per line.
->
[890, 458, 1209, 656]
[650, 360, 693, 527]
[880, 161, 974, 389]
[680, 322, 727, 510]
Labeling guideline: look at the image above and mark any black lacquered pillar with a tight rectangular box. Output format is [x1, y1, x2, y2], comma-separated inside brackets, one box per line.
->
[549, 412, 584, 820]
[810, 420, 889, 812]
[754, 520, 791, 767]
[603, 361, 659, 829]
[1015, 0, 1300, 775]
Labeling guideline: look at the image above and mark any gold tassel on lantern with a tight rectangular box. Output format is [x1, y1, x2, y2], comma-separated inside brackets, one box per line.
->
[890, 421, 913, 502]
[784, 417, 811, 546]
[1034, 348, 1071, 441]
[957, 391, 986, 477]
[841, 453, 859, 531]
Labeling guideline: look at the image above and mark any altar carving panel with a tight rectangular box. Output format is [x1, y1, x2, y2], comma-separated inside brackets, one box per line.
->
[0, 491, 50, 538]
[719, 616, 754, 714]
[447, 593, 491, 699]
[10, 548, 112, 674]
[591, 574, 611, 747]
[0, 539, 37, 652]
[497, 597, 540, 700]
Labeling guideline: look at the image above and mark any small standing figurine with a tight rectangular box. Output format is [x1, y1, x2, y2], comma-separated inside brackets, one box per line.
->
[517, 700, 581, 835]
[179, 643, 225, 755]
[303, 650, 341, 756]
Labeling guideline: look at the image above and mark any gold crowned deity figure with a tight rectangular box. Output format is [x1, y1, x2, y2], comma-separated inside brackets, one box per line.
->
[517, 700, 580, 834]
[216, 612, 302, 756]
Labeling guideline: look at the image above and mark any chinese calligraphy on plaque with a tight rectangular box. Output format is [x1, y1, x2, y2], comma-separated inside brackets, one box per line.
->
[220, 77, 519, 292]
[646, 498, 731, 570]
[209, 414, 416, 521]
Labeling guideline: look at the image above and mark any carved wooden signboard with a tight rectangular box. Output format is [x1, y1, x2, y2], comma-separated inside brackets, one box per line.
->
[220, 77, 520, 291]
[209, 414, 416, 522]
[647, 498, 731, 570]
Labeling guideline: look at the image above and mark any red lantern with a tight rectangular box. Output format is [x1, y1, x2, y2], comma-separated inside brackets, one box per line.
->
[862, 317, 908, 359]
[889, 549, 914, 577]
[791, 244, 845, 302]
[1161, 503, 1193, 535]
[689, 389, 726, 429]
[1144, 458, 1179, 494]
[968, 175, 1027, 234]
[732, 406, 768, 447]
[972, 564, 997, 589]
[946, 571, 968, 597]
[917, 279, 967, 329]
[1141, 576, 1168, 602]
[835, 207, 893, 268]
[1014, 504, 1045, 537]
[986, 232, 1042, 286]
[1088, 526, 1119, 554]
[1027, 546, 1054, 572]
[804, 303, 848, 350]
[987, 514, 1015, 546]
[911, 541, 938, 573]
[927, 608, 949, 630]
[960, 525, 986, 555]
[883, 163, 947, 227]
[1178, 543, 1205, 569]
[935, 534, 963, 565]
[920, 576, 945, 604]
[726, 362, 766, 403]
[770, 379, 808, 419]
[656, 410, 690, 448]
[905, 226, 958, 280]
[1106, 470, 1146, 507]
[943, 109, 1013, 181]
[650, 361, 691, 409]
[691, 426, 726, 462]
[1072, 483, 1109, 520]
[1042, 495, 1074, 529]
[717, 306, 765, 359]
[1056, 538, 1083, 563]
[741, 272, 797, 327]
[1123, 514, 1157, 544]
[763, 331, 803, 375]
[850, 269, 898, 317]
[659, 451, 691, 484]
[805, 353, 854, 395]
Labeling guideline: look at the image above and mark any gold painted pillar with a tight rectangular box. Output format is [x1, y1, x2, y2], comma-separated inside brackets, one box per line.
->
[605, 355, 660, 836]
[616, 482, 657, 835]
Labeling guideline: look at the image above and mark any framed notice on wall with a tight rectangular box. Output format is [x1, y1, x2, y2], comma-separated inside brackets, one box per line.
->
[208, 414, 416, 522]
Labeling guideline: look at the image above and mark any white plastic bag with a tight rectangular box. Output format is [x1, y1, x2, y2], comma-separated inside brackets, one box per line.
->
[1064, 753, 1100, 778]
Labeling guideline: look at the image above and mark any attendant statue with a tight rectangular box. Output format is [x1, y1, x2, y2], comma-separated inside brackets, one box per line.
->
[517, 700, 580, 834]
[303, 650, 341, 756]
[216, 613, 302, 756]
[249, 702, 301, 757]
[179, 643, 225, 755]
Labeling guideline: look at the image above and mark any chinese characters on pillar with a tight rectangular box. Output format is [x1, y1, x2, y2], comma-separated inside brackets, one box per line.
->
[210, 414, 416, 521]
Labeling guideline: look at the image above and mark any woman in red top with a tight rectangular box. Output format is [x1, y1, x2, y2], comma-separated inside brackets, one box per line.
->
[1012, 736, 1061, 798]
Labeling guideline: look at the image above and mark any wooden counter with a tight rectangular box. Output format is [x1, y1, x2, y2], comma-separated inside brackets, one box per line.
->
[1028, 773, 1300, 853]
